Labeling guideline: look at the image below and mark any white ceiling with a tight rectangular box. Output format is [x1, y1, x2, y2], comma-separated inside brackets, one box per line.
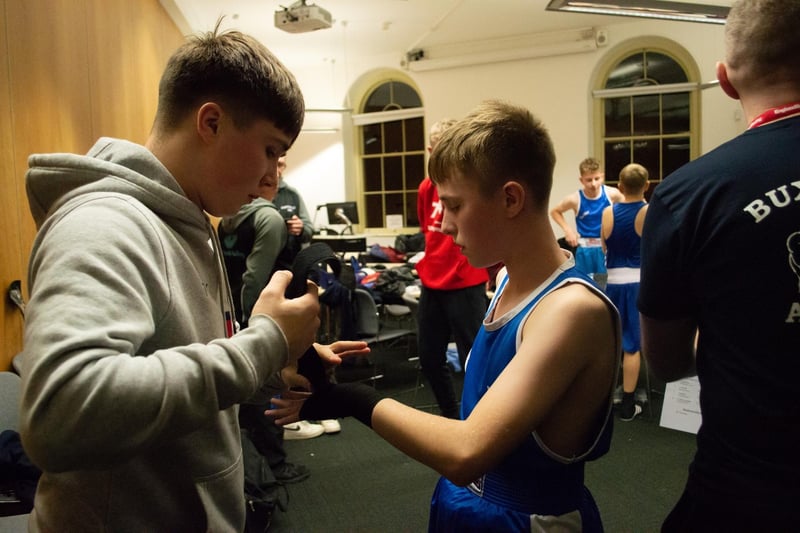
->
[163, 0, 731, 71]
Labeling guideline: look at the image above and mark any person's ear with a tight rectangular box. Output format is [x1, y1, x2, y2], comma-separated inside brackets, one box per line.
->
[196, 102, 223, 142]
[716, 61, 740, 101]
[502, 180, 525, 217]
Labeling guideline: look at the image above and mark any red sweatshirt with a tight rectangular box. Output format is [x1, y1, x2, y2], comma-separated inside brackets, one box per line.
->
[416, 177, 488, 290]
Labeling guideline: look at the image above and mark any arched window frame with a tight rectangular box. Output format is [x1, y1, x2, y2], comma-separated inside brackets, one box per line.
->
[347, 75, 426, 233]
[591, 37, 703, 194]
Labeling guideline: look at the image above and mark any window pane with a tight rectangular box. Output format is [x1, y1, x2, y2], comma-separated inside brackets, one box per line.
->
[663, 137, 691, 178]
[405, 154, 425, 190]
[365, 194, 384, 227]
[385, 193, 405, 216]
[384, 156, 403, 190]
[364, 83, 391, 113]
[363, 158, 382, 192]
[662, 93, 690, 133]
[363, 123, 382, 155]
[605, 97, 631, 137]
[605, 140, 631, 182]
[632, 139, 660, 180]
[384, 120, 403, 153]
[644, 52, 688, 84]
[393, 82, 422, 108]
[405, 117, 425, 151]
[406, 192, 419, 227]
[633, 95, 660, 135]
[605, 53, 644, 89]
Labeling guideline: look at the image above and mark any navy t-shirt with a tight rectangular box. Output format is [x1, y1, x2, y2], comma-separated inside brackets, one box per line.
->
[639, 116, 800, 514]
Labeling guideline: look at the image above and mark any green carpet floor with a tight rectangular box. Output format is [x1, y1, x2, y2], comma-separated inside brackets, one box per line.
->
[269, 346, 696, 532]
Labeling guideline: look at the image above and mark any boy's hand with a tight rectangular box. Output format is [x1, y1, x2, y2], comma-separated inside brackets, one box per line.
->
[286, 215, 304, 236]
[314, 340, 371, 367]
[564, 229, 579, 247]
[251, 270, 320, 364]
[281, 364, 311, 392]
[266, 388, 311, 426]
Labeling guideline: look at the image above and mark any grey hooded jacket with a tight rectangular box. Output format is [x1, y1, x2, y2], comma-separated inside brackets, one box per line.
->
[21, 137, 287, 532]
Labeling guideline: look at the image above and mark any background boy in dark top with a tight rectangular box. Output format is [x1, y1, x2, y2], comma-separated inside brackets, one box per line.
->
[601, 163, 648, 422]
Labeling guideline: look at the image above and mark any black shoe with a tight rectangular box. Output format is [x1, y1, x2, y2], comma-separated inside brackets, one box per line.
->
[272, 462, 310, 484]
[620, 403, 642, 422]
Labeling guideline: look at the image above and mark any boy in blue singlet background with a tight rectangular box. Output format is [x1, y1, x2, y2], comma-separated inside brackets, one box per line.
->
[601, 163, 649, 422]
[550, 157, 623, 287]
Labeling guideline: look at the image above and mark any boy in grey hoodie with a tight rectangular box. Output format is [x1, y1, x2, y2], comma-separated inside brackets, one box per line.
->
[20, 23, 324, 532]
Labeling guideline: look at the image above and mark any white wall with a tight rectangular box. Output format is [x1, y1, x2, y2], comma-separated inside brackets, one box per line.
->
[283, 18, 739, 239]
[282, 132, 344, 228]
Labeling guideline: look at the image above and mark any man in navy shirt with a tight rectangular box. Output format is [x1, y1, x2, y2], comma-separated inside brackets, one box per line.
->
[639, 1, 800, 530]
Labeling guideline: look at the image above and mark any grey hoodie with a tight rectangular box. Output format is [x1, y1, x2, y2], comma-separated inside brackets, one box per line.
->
[21, 137, 287, 532]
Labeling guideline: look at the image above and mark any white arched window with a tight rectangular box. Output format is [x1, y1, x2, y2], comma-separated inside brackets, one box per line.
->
[352, 80, 425, 230]
[592, 38, 704, 194]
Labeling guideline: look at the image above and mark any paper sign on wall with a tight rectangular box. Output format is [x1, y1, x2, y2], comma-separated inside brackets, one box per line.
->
[385, 214, 403, 229]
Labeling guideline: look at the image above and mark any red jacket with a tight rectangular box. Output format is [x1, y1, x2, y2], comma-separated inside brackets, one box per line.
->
[416, 177, 488, 290]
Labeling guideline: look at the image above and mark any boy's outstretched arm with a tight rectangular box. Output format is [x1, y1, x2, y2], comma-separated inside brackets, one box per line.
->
[290, 283, 616, 487]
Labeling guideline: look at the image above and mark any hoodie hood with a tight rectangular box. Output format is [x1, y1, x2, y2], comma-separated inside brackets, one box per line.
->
[26, 137, 206, 229]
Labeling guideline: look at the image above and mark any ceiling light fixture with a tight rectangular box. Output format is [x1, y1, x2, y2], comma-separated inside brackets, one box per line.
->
[403, 27, 604, 72]
[546, 0, 729, 24]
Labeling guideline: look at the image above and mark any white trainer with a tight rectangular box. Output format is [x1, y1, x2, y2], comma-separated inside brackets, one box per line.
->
[319, 419, 341, 434]
[284, 420, 325, 440]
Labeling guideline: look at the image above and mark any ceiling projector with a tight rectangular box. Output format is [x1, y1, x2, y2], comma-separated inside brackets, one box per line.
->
[275, 1, 332, 33]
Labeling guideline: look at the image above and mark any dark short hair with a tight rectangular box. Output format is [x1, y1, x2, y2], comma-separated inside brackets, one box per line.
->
[726, 0, 800, 85]
[429, 100, 556, 210]
[155, 21, 304, 142]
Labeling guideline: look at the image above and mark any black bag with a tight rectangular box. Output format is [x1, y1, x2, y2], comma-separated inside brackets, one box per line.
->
[242, 428, 287, 533]
[394, 232, 425, 254]
[374, 265, 416, 299]
[0, 429, 41, 515]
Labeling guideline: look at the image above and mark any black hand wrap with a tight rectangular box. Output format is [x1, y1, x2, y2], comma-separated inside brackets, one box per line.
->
[285, 243, 382, 427]
[284, 242, 342, 390]
[299, 382, 384, 428]
[284, 242, 341, 299]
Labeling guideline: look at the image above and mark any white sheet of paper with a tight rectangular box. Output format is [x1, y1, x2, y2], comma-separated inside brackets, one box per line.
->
[659, 376, 702, 434]
[385, 214, 403, 229]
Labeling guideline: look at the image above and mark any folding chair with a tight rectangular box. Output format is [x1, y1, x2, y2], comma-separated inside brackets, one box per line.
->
[353, 287, 415, 385]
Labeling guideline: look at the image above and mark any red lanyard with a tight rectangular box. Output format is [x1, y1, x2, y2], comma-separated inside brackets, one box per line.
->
[748, 101, 800, 129]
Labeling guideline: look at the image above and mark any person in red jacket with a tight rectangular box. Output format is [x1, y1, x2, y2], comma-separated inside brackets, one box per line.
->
[415, 118, 489, 418]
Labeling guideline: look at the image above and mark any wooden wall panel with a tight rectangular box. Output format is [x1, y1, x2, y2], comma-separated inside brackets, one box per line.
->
[87, 0, 157, 142]
[86, 0, 185, 144]
[7, 0, 94, 158]
[1, 0, 25, 368]
[7, 0, 93, 270]
[2, 0, 92, 370]
[0, 0, 182, 369]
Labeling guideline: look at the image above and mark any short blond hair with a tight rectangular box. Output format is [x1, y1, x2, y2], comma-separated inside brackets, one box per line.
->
[618, 163, 649, 194]
[579, 157, 602, 176]
[429, 100, 555, 210]
[429, 118, 458, 150]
